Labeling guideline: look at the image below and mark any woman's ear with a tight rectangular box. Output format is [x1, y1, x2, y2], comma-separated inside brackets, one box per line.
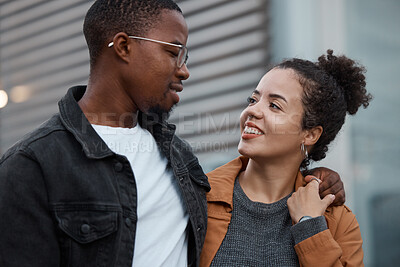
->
[304, 126, 323, 146]
[109, 32, 132, 63]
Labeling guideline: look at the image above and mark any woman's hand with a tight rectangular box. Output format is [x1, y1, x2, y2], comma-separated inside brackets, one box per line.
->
[287, 176, 335, 223]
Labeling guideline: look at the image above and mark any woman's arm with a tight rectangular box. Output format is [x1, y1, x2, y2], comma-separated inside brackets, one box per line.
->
[288, 178, 364, 266]
[293, 212, 363, 266]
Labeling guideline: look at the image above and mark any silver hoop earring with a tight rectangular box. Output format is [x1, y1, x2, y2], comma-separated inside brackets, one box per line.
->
[301, 142, 308, 159]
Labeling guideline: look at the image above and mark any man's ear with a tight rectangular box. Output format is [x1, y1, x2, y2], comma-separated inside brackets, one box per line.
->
[109, 32, 132, 63]
[304, 126, 323, 146]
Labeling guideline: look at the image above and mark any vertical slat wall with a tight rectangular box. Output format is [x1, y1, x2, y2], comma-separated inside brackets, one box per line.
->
[0, 0, 270, 171]
[174, 0, 270, 170]
[0, 0, 93, 153]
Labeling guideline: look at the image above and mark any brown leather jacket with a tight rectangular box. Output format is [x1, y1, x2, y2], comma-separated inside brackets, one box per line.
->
[200, 157, 364, 267]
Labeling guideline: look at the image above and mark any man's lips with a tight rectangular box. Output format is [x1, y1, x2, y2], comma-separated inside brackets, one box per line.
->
[170, 83, 183, 93]
[169, 83, 183, 103]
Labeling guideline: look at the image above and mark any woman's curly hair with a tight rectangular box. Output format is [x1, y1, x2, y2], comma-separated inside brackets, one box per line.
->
[276, 50, 372, 169]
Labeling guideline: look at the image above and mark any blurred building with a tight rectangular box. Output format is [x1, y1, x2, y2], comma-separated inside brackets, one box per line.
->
[0, 0, 399, 266]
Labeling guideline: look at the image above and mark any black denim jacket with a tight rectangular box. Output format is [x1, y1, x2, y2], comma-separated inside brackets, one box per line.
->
[0, 86, 211, 267]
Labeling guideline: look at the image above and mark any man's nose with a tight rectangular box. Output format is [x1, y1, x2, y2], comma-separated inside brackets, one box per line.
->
[177, 63, 190, 80]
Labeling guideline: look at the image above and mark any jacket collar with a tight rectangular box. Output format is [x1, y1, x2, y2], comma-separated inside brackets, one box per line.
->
[138, 111, 176, 162]
[58, 86, 177, 159]
[206, 156, 306, 208]
[58, 86, 112, 159]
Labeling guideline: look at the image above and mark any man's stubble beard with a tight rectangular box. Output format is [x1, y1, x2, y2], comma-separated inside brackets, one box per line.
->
[145, 90, 177, 122]
[147, 104, 175, 122]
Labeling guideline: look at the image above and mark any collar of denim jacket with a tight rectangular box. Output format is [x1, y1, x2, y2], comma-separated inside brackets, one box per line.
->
[58, 86, 114, 159]
[58, 86, 177, 159]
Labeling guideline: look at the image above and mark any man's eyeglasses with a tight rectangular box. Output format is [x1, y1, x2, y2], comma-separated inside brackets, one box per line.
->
[108, 36, 188, 68]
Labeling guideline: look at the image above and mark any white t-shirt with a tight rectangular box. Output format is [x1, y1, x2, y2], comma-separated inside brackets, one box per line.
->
[92, 123, 189, 267]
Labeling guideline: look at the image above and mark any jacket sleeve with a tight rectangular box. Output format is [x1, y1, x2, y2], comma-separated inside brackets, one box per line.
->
[0, 151, 60, 266]
[294, 206, 364, 267]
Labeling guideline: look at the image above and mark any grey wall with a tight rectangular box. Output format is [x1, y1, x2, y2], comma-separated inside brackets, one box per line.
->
[174, 0, 270, 171]
[270, 0, 400, 266]
[0, 0, 92, 153]
[346, 0, 400, 266]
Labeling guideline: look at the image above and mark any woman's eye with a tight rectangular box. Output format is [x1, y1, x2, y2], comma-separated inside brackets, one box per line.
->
[247, 97, 256, 104]
[270, 102, 281, 110]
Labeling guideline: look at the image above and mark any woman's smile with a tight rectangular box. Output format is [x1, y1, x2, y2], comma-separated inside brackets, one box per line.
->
[242, 121, 264, 139]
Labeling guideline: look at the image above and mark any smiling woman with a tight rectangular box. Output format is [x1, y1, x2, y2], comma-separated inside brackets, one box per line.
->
[238, 68, 309, 163]
[200, 50, 372, 267]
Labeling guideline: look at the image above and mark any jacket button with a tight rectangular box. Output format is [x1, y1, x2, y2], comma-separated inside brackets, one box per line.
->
[125, 218, 132, 228]
[114, 162, 123, 172]
[197, 226, 202, 232]
[80, 224, 90, 234]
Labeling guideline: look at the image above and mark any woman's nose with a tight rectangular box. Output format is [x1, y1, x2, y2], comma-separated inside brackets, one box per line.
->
[247, 103, 263, 119]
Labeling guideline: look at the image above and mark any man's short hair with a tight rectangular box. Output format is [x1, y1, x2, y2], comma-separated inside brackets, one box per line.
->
[83, 0, 182, 67]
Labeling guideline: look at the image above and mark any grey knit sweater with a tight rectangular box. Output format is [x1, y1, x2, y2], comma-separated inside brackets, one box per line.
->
[210, 178, 327, 267]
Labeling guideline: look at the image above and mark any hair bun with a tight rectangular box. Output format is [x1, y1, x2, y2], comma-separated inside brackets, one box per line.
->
[317, 49, 372, 115]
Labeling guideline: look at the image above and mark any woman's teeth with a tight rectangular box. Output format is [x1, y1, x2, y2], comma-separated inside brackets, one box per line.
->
[244, 126, 263, 135]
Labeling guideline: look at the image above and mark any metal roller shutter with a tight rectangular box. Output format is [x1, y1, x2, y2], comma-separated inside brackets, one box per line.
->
[0, 0, 270, 171]
[0, 0, 93, 153]
[174, 0, 270, 170]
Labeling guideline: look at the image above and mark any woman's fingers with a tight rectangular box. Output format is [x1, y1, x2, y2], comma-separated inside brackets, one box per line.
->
[288, 177, 333, 223]
[305, 175, 345, 206]
[321, 194, 335, 209]
[304, 175, 321, 185]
